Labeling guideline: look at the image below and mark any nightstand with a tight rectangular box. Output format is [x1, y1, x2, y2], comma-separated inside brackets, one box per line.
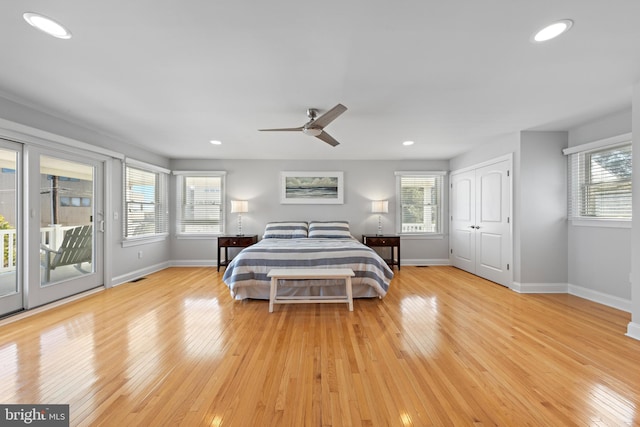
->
[362, 234, 401, 270]
[217, 235, 258, 271]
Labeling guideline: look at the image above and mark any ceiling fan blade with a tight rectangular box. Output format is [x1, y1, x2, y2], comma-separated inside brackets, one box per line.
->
[311, 104, 347, 129]
[259, 126, 304, 132]
[316, 131, 340, 147]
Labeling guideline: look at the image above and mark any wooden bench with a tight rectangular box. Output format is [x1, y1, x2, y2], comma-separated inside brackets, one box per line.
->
[267, 268, 355, 312]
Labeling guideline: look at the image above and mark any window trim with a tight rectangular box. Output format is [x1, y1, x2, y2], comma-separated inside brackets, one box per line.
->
[564, 134, 632, 227]
[122, 158, 170, 245]
[394, 171, 446, 236]
[173, 170, 227, 238]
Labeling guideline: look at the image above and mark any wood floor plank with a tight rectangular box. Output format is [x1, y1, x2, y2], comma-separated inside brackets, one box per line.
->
[1, 266, 640, 426]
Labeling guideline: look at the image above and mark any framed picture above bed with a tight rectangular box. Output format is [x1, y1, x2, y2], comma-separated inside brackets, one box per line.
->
[280, 171, 344, 204]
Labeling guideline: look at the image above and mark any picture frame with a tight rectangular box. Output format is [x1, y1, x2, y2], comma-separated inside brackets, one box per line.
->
[280, 171, 344, 204]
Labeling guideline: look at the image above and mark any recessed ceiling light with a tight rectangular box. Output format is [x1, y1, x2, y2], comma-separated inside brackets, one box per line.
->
[532, 19, 573, 43]
[23, 12, 72, 39]
[210, 140, 222, 145]
[403, 141, 415, 146]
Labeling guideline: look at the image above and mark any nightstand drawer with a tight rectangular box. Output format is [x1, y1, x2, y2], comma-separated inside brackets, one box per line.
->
[218, 236, 256, 247]
[364, 236, 399, 246]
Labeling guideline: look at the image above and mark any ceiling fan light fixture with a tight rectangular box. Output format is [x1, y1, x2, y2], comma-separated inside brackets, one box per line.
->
[23, 12, 72, 39]
[302, 128, 322, 137]
[532, 19, 573, 43]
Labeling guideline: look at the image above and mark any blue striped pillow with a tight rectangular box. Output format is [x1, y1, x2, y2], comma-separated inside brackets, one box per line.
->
[263, 221, 308, 239]
[308, 221, 351, 238]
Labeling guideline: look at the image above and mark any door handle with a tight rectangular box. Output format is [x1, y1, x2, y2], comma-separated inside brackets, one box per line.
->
[99, 220, 105, 233]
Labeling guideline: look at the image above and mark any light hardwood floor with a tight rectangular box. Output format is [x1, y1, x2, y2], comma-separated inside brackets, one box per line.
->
[1, 266, 639, 426]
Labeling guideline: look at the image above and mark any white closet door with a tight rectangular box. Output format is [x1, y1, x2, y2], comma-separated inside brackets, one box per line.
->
[451, 170, 476, 273]
[450, 157, 512, 287]
[474, 160, 511, 285]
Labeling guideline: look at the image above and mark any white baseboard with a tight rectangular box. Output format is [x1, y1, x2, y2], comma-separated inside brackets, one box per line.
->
[403, 259, 450, 266]
[511, 281, 632, 313]
[626, 322, 640, 341]
[111, 261, 171, 287]
[170, 260, 217, 267]
[568, 283, 632, 313]
[510, 282, 568, 293]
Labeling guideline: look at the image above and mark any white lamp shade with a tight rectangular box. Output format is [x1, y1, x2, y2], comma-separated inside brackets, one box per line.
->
[371, 200, 388, 214]
[230, 200, 248, 213]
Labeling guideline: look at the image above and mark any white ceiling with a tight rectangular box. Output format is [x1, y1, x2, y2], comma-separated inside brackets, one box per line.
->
[1, 1, 639, 160]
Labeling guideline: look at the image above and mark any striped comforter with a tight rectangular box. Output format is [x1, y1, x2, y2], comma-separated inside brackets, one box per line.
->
[222, 238, 393, 300]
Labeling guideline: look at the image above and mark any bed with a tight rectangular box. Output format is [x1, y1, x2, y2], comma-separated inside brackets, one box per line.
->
[222, 221, 394, 300]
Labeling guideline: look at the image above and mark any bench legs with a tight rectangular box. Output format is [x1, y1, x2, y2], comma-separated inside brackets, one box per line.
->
[345, 276, 353, 311]
[269, 276, 354, 313]
[269, 277, 277, 313]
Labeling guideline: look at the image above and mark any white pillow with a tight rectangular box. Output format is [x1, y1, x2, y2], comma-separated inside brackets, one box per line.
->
[308, 221, 351, 238]
[263, 221, 308, 239]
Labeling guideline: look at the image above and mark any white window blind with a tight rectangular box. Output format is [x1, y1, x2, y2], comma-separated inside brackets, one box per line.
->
[568, 143, 632, 220]
[124, 164, 169, 238]
[396, 172, 444, 233]
[175, 173, 225, 234]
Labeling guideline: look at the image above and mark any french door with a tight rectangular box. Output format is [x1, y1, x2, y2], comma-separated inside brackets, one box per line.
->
[0, 139, 106, 316]
[0, 140, 22, 316]
[26, 148, 104, 309]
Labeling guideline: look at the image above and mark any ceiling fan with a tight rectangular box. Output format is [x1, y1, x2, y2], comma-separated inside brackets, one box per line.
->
[259, 104, 347, 146]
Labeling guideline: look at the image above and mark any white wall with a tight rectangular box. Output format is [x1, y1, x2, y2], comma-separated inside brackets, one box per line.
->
[0, 96, 168, 168]
[169, 158, 451, 265]
[628, 83, 640, 339]
[519, 131, 568, 285]
[567, 110, 633, 302]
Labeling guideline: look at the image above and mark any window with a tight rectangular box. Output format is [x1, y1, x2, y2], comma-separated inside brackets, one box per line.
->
[567, 142, 632, 221]
[395, 172, 444, 234]
[124, 160, 169, 240]
[175, 172, 226, 235]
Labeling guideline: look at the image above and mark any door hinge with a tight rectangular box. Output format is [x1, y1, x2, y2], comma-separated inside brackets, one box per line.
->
[451, 249, 453, 254]
[507, 217, 510, 224]
[507, 170, 510, 177]
[507, 263, 510, 270]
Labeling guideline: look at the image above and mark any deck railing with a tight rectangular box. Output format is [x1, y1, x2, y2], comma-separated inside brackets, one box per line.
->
[0, 225, 77, 273]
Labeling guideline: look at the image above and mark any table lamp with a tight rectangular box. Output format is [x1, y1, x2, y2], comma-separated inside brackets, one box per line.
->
[371, 200, 388, 236]
[230, 200, 248, 236]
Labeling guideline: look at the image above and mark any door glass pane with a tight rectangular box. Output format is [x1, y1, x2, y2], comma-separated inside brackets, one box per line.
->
[0, 149, 18, 297]
[40, 156, 94, 285]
